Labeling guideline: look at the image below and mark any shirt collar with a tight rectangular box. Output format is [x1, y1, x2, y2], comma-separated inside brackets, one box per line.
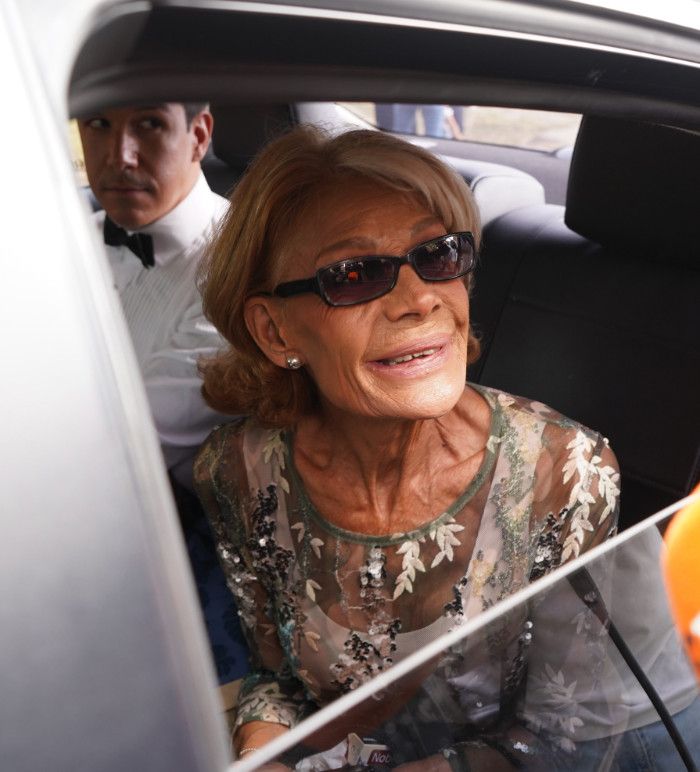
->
[138, 172, 216, 265]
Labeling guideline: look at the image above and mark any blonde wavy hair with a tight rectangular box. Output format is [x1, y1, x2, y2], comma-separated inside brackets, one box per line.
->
[199, 125, 481, 427]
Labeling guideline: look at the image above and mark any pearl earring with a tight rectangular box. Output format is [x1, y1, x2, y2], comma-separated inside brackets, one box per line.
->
[286, 354, 302, 370]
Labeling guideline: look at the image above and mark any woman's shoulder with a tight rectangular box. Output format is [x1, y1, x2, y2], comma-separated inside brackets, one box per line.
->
[472, 383, 619, 487]
[472, 383, 601, 442]
[472, 385, 620, 558]
[196, 415, 247, 457]
[193, 417, 292, 488]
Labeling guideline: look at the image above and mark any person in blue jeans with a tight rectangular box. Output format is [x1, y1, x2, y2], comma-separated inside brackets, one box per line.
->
[379, 103, 450, 138]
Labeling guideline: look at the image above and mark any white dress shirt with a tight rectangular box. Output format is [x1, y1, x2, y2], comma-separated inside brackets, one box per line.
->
[95, 172, 229, 477]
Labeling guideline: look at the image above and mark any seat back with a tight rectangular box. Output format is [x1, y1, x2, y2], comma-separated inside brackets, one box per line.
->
[202, 104, 296, 197]
[470, 116, 700, 529]
[439, 154, 544, 226]
[203, 104, 545, 223]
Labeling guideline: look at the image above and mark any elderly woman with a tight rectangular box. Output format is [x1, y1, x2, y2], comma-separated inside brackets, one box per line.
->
[193, 127, 619, 765]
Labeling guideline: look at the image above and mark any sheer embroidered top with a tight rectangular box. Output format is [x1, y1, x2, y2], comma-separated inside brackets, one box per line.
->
[193, 384, 620, 732]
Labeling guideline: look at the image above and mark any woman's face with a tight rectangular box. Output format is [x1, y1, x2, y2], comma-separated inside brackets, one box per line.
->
[272, 181, 471, 422]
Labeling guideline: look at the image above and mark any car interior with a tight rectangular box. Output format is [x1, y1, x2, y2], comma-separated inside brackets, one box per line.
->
[194, 99, 700, 531]
[68, 0, 700, 538]
[61, 1, 700, 766]
[470, 114, 700, 531]
[78, 94, 700, 532]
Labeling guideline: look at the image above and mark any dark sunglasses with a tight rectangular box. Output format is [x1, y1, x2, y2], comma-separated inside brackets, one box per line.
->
[272, 231, 476, 307]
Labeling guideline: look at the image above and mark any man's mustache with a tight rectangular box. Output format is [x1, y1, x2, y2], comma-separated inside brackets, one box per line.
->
[100, 172, 152, 189]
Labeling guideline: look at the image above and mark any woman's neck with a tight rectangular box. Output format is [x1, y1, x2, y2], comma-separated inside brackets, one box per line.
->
[292, 386, 491, 534]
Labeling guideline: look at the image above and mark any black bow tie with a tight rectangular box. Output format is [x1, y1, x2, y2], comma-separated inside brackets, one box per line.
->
[103, 216, 154, 268]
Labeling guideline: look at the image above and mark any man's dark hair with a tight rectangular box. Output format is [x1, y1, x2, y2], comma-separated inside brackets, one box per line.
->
[183, 103, 209, 126]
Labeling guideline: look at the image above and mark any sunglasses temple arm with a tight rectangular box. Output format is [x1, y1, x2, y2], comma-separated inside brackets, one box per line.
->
[273, 278, 321, 298]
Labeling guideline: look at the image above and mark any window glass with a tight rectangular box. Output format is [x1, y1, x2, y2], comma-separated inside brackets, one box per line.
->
[339, 102, 582, 152]
[68, 119, 88, 186]
[233, 504, 700, 771]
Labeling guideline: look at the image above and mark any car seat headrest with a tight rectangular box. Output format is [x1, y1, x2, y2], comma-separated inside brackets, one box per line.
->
[565, 116, 700, 263]
[441, 156, 545, 227]
[210, 104, 295, 172]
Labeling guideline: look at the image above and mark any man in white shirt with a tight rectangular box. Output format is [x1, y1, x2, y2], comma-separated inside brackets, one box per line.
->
[79, 101, 228, 484]
[79, 102, 249, 694]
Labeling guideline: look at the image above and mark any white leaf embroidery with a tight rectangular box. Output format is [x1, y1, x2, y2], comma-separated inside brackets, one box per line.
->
[291, 522, 305, 542]
[393, 540, 425, 598]
[306, 579, 321, 602]
[563, 431, 595, 488]
[262, 430, 285, 466]
[310, 538, 324, 559]
[304, 631, 321, 652]
[596, 464, 621, 523]
[393, 572, 414, 599]
[263, 430, 289, 493]
[429, 518, 465, 567]
[571, 610, 589, 635]
[560, 430, 620, 559]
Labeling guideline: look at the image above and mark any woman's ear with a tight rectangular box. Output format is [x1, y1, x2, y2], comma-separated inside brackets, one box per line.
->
[244, 297, 296, 369]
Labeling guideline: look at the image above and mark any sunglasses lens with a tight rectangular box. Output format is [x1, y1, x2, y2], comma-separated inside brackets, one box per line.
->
[321, 258, 396, 306]
[414, 234, 474, 280]
[314, 234, 474, 306]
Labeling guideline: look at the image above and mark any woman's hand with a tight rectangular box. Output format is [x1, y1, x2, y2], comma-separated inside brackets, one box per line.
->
[234, 720, 290, 761]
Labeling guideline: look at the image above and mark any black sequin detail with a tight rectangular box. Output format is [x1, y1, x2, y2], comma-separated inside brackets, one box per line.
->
[246, 485, 294, 591]
[530, 509, 566, 581]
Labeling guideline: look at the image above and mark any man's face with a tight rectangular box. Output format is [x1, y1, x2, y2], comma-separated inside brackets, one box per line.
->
[78, 103, 212, 230]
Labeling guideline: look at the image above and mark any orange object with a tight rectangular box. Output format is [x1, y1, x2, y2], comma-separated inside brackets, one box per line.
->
[662, 484, 700, 681]
[690, 613, 700, 677]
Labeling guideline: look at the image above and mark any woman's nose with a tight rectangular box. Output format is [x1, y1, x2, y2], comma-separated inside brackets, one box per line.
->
[383, 264, 441, 320]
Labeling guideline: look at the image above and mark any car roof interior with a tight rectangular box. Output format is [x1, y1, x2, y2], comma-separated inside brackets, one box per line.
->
[69, 1, 700, 531]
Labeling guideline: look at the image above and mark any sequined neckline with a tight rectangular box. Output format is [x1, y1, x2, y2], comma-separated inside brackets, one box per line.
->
[283, 384, 503, 545]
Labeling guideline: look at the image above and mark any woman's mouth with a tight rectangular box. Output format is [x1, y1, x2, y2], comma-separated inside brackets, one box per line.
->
[368, 337, 453, 377]
[379, 347, 439, 366]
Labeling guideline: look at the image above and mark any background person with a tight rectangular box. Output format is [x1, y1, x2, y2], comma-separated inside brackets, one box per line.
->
[376, 103, 451, 139]
[78, 101, 249, 699]
[194, 126, 620, 766]
[78, 102, 225, 485]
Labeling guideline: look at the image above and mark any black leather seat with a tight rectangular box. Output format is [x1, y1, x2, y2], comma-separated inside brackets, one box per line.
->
[202, 104, 297, 197]
[470, 116, 700, 530]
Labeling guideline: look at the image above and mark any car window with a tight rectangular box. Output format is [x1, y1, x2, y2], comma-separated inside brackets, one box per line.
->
[234, 499, 700, 770]
[339, 102, 581, 153]
[69, 119, 88, 186]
